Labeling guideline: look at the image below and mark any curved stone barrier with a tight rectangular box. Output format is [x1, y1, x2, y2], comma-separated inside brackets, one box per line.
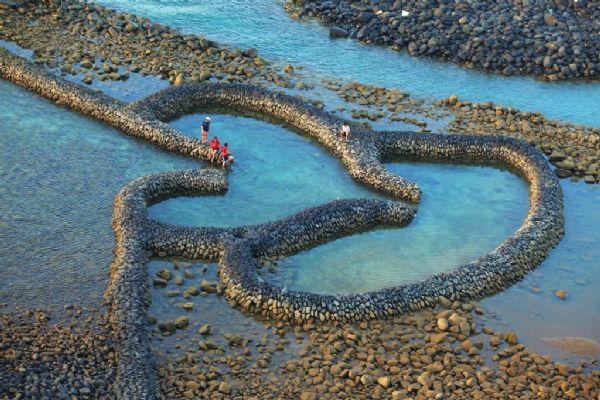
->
[106, 169, 227, 399]
[128, 83, 423, 202]
[107, 169, 414, 398]
[0, 47, 565, 398]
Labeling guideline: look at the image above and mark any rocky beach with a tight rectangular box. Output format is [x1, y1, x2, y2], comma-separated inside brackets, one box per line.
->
[287, 0, 600, 81]
[1, 0, 600, 399]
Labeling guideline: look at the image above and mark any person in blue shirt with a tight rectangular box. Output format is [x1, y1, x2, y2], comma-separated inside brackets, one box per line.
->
[201, 116, 210, 143]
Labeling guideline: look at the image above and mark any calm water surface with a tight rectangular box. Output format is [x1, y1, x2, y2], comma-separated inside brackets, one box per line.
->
[98, 0, 600, 126]
[150, 114, 528, 291]
[0, 80, 198, 308]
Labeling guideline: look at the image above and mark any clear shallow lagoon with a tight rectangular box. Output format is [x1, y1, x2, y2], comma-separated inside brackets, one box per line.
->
[98, 0, 600, 126]
[149, 114, 529, 292]
[0, 80, 198, 308]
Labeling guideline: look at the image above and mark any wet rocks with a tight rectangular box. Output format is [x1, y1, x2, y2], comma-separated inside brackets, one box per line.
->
[290, 0, 600, 80]
[436, 96, 600, 184]
[329, 26, 349, 38]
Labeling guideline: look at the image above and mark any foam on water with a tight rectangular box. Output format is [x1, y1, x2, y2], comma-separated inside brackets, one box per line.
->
[98, 0, 600, 126]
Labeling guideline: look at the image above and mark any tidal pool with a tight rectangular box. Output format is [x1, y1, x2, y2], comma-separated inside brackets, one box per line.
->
[149, 113, 529, 292]
[0, 80, 198, 309]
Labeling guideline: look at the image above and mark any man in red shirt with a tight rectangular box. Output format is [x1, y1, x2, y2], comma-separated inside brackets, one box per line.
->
[209, 136, 220, 163]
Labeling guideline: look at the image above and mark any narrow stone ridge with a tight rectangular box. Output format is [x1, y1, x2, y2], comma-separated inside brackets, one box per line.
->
[288, 0, 600, 80]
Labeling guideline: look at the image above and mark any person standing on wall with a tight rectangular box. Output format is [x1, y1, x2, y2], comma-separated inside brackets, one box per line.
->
[201, 116, 211, 143]
[340, 122, 351, 141]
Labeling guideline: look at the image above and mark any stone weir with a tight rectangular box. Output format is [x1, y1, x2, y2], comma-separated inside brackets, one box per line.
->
[0, 47, 565, 399]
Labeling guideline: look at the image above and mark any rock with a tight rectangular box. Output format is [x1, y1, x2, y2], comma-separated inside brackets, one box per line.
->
[430, 333, 447, 344]
[153, 278, 167, 288]
[175, 316, 189, 329]
[360, 374, 374, 386]
[158, 320, 176, 333]
[505, 332, 518, 345]
[437, 318, 448, 331]
[157, 268, 172, 281]
[330, 26, 349, 38]
[555, 289, 567, 300]
[185, 286, 199, 296]
[200, 280, 217, 293]
[447, 95, 458, 105]
[283, 64, 293, 74]
[544, 13, 558, 26]
[554, 169, 572, 178]
[377, 376, 391, 388]
[218, 381, 231, 394]
[199, 324, 211, 335]
[459, 321, 471, 336]
[174, 73, 184, 86]
[242, 48, 257, 58]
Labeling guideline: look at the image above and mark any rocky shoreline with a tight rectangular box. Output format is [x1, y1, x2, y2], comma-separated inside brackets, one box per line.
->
[0, 307, 117, 399]
[149, 293, 600, 399]
[286, 0, 600, 81]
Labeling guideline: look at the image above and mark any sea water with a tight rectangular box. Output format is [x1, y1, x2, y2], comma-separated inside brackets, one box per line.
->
[98, 0, 600, 126]
[149, 114, 528, 292]
[0, 80, 198, 308]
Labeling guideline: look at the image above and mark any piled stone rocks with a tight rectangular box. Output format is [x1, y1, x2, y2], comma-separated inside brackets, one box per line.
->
[0, 0, 303, 88]
[106, 169, 227, 399]
[153, 301, 600, 399]
[0, 307, 117, 399]
[436, 95, 600, 183]
[322, 79, 445, 125]
[287, 0, 600, 80]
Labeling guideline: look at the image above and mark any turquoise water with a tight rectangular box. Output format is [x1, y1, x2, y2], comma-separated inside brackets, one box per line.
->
[149, 114, 529, 290]
[0, 80, 198, 308]
[482, 181, 600, 350]
[98, 0, 600, 126]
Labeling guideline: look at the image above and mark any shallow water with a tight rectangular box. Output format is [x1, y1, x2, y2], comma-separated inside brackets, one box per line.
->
[0, 80, 198, 308]
[149, 113, 529, 291]
[98, 0, 600, 126]
[482, 181, 600, 354]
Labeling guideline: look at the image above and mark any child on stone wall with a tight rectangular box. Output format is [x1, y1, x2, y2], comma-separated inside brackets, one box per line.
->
[221, 143, 234, 167]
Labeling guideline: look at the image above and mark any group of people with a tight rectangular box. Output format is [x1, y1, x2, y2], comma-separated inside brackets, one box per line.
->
[200, 116, 234, 167]
[199, 116, 349, 167]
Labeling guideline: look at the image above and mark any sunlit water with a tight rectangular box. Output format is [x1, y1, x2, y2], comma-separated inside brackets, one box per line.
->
[0, 80, 198, 308]
[98, 0, 600, 126]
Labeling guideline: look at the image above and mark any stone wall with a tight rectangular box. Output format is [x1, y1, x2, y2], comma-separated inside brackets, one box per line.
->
[0, 48, 564, 399]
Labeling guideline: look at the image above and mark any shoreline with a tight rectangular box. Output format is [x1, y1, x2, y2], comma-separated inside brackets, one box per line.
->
[285, 0, 600, 81]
